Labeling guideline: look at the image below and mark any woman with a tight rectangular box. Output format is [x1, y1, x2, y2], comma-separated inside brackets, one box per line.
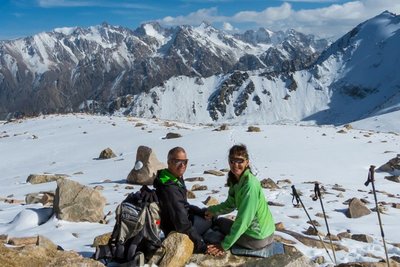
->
[205, 144, 275, 256]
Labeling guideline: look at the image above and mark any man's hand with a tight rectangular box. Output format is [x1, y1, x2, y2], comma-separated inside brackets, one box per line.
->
[204, 210, 213, 220]
[206, 243, 225, 256]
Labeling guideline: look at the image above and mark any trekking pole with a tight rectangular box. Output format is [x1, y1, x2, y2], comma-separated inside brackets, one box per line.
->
[291, 185, 334, 264]
[364, 165, 390, 267]
[312, 183, 337, 265]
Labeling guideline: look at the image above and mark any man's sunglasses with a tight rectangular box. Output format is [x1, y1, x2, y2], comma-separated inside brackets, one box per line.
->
[229, 158, 246, 164]
[170, 159, 189, 166]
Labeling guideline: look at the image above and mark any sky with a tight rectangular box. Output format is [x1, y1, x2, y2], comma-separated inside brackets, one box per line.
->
[0, 112, 399, 264]
[1, 0, 400, 41]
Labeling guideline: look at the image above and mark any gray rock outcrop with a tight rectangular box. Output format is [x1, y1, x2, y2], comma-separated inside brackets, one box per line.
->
[53, 179, 106, 222]
[126, 146, 166, 185]
[346, 198, 371, 218]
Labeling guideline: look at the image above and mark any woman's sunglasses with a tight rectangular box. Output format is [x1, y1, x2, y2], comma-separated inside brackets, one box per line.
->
[229, 158, 246, 164]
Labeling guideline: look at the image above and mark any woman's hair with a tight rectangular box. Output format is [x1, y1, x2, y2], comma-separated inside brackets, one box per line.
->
[227, 144, 251, 186]
[228, 144, 249, 160]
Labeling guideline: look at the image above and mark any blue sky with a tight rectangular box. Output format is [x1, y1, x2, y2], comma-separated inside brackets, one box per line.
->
[1, 0, 400, 40]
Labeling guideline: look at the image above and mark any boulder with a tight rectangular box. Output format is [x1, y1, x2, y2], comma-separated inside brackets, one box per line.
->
[149, 232, 194, 267]
[92, 232, 112, 247]
[378, 154, 400, 174]
[351, 234, 373, 243]
[278, 229, 348, 252]
[163, 132, 182, 139]
[188, 244, 315, 267]
[385, 175, 400, 183]
[53, 179, 106, 222]
[191, 184, 208, 191]
[126, 146, 166, 185]
[0, 241, 103, 267]
[261, 178, 280, 189]
[204, 170, 225, 176]
[98, 147, 116, 159]
[203, 196, 219, 206]
[26, 174, 68, 184]
[346, 198, 371, 218]
[25, 191, 54, 206]
[247, 126, 261, 132]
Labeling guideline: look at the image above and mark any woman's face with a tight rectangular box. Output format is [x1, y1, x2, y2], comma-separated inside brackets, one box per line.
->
[229, 154, 249, 178]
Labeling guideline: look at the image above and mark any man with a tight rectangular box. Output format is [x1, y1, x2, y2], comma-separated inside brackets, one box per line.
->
[153, 147, 208, 253]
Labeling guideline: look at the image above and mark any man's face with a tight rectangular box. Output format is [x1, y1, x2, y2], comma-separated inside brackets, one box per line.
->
[168, 151, 188, 178]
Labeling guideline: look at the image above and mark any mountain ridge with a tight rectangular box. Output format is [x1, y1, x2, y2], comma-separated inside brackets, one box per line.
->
[1, 11, 399, 126]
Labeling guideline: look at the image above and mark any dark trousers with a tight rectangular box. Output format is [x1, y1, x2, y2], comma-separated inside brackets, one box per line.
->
[210, 217, 274, 250]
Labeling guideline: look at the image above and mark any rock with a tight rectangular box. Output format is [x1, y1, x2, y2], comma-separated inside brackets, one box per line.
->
[187, 190, 196, 199]
[274, 235, 296, 245]
[346, 198, 371, 218]
[203, 170, 225, 176]
[303, 226, 324, 236]
[313, 256, 325, 264]
[151, 232, 193, 267]
[213, 124, 229, 131]
[278, 229, 348, 252]
[392, 203, 400, 209]
[126, 146, 166, 185]
[392, 256, 400, 263]
[378, 154, 400, 174]
[191, 184, 208, 191]
[98, 147, 116, 159]
[337, 260, 400, 267]
[343, 124, 353, 130]
[351, 234, 373, 243]
[185, 177, 205, 182]
[268, 201, 285, 207]
[92, 232, 112, 247]
[8, 236, 38, 246]
[26, 174, 68, 184]
[337, 231, 352, 239]
[315, 212, 329, 219]
[247, 126, 261, 132]
[241, 247, 316, 267]
[275, 222, 285, 231]
[261, 178, 279, 189]
[25, 191, 54, 206]
[307, 220, 321, 227]
[203, 196, 219, 206]
[188, 244, 314, 267]
[332, 184, 346, 192]
[163, 132, 182, 139]
[277, 179, 292, 185]
[385, 175, 400, 183]
[337, 129, 347, 134]
[54, 179, 106, 223]
[0, 235, 8, 244]
[0, 242, 103, 267]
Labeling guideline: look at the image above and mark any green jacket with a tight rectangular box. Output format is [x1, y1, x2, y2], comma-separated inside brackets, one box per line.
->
[208, 169, 275, 250]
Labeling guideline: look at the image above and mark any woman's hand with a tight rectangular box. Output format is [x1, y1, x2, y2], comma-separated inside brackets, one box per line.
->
[204, 210, 213, 220]
[206, 244, 225, 256]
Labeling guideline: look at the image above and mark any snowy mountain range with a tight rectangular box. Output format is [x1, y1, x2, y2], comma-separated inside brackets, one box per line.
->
[1, 11, 399, 125]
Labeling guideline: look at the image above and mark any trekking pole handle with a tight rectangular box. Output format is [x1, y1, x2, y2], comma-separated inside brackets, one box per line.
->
[365, 165, 375, 186]
[312, 183, 320, 201]
[291, 185, 300, 206]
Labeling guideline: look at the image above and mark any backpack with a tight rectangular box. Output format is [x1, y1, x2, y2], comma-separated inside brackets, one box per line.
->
[93, 185, 162, 266]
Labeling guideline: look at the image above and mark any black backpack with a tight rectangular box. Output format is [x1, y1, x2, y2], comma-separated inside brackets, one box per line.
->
[93, 186, 162, 266]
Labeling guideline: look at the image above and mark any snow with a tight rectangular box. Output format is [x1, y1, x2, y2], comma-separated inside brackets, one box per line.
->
[0, 113, 399, 265]
[54, 27, 77, 36]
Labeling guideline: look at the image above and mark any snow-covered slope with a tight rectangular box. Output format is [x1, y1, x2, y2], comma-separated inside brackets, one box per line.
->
[0, 114, 399, 265]
[126, 11, 400, 126]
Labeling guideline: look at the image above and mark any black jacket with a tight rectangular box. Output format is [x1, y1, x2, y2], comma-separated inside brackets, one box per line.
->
[153, 169, 207, 253]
